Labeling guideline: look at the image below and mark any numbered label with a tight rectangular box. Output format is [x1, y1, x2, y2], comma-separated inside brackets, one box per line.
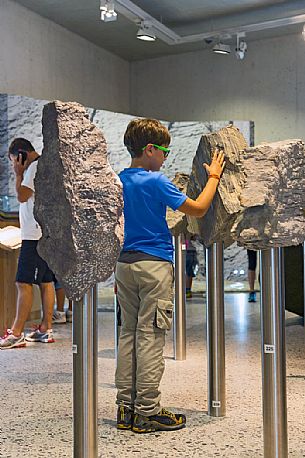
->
[264, 344, 275, 354]
[72, 344, 78, 354]
[212, 400, 221, 408]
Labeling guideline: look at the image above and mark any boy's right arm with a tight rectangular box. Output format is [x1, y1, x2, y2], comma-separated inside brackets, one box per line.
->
[178, 149, 225, 218]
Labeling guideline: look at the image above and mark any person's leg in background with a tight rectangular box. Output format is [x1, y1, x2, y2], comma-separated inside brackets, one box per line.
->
[185, 265, 193, 298]
[25, 253, 56, 343]
[52, 279, 66, 324]
[0, 240, 37, 349]
[247, 249, 257, 302]
[40, 282, 55, 332]
[185, 250, 197, 299]
[52, 279, 73, 324]
[11, 282, 33, 336]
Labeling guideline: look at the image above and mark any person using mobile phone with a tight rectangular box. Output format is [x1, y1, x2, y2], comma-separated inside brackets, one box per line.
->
[0, 138, 55, 349]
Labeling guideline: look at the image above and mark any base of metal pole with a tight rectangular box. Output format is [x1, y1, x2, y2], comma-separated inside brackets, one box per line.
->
[73, 285, 98, 458]
[173, 234, 186, 361]
[260, 248, 288, 458]
[206, 242, 226, 417]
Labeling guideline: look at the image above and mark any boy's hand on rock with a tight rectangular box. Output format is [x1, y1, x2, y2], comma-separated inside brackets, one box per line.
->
[203, 148, 226, 179]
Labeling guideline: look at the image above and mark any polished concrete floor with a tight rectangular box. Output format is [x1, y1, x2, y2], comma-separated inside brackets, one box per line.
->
[0, 290, 305, 457]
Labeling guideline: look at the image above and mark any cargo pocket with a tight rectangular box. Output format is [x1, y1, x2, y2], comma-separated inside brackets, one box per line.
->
[154, 299, 174, 331]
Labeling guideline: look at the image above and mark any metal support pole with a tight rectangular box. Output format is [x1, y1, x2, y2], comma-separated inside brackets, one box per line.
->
[303, 242, 305, 326]
[206, 242, 226, 417]
[72, 285, 98, 458]
[173, 234, 186, 361]
[260, 248, 288, 458]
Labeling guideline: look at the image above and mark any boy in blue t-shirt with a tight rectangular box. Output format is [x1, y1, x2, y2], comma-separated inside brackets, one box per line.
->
[115, 118, 225, 433]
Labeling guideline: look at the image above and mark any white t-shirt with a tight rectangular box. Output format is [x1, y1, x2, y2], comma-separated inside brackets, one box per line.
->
[19, 160, 42, 240]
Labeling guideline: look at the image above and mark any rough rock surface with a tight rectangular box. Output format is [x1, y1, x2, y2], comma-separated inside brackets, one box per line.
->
[0, 93, 254, 281]
[232, 139, 305, 249]
[186, 125, 248, 247]
[34, 101, 124, 300]
[166, 172, 189, 236]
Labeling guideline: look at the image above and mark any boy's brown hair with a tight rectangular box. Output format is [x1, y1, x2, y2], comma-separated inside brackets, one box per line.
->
[124, 118, 171, 158]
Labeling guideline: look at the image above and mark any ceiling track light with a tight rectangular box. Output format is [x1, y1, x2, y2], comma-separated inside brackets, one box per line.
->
[235, 32, 247, 60]
[100, 0, 117, 22]
[136, 21, 156, 42]
[213, 41, 231, 55]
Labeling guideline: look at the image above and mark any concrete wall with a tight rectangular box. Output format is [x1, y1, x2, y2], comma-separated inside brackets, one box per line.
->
[131, 32, 305, 144]
[0, 0, 130, 113]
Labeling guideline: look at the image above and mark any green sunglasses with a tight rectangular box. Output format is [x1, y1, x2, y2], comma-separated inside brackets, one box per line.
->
[142, 143, 170, 158]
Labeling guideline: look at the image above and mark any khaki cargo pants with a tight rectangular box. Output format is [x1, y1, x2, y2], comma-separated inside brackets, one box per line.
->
[115, 260, 174, 416]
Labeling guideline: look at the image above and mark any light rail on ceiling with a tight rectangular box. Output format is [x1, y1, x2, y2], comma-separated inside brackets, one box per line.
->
[113, 0, 305, 45]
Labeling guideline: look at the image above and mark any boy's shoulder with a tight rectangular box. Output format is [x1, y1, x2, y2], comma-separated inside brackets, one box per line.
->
[119, 168, 166, 182]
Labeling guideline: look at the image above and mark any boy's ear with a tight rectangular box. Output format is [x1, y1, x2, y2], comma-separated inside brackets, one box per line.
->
[143, 144, 153, 157]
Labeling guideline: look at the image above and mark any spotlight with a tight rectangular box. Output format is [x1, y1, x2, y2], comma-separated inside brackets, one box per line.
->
[137, 21, 156, 42]
[213, 42, 231, 55]
[100, 0, 117, 22]
[235, 33, 247, 60]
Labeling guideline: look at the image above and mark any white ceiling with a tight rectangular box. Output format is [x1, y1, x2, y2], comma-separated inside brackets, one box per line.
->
[13, 0, 305, 61]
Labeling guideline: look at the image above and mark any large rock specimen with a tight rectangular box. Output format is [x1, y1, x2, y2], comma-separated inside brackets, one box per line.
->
[34, 101, 124, 300]
[186, 125, 247, 247]
[166, 172, 189, 236]
[232, 139, 305, 249]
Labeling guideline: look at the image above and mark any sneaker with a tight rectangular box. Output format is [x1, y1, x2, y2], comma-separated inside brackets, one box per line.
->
[25, 327, 55, 343]
[186, 290, 192, 299]
[52, 310, 66, 324]
[248, 291, 257, 303]
[117, 405, 134, 430]
[0, 329, 26, 350]
[66, 310, 73, 323]
[132, 408, 186, 433]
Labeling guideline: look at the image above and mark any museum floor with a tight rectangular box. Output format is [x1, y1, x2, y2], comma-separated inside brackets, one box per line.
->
[0, 288, 305, 458]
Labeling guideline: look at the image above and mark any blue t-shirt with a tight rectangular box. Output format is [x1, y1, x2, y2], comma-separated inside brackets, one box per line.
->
[119, 168, 187, 262]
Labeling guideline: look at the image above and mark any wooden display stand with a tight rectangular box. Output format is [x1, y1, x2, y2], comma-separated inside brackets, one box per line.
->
[0, 219, 42, 335]
[0, 247, 20, 335]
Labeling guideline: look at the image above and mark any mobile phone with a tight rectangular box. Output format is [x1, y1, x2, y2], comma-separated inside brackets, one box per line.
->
[16, 149, 28, 165]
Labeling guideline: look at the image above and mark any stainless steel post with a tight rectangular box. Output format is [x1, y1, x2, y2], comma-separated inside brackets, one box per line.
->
[173, 234, 186, 361]
[303, 242, 305, 326]
[260, 248, 288, 458]
[206, 242, 226, 417]
[72, 285, 98, 458]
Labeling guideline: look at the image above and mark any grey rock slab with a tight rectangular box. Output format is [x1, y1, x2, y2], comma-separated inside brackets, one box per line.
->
[232, 139, 305, 249]
[186, 125, 248, 247]
[166, 172, 189, 236]
[34, 101, 124, 300]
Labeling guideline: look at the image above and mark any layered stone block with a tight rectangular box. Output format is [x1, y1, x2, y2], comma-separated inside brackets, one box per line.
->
[34, 101, 124, 300]
[186, 125, 247, 247]
[232, 139, 305, 249]
[166, 172, 189, 236]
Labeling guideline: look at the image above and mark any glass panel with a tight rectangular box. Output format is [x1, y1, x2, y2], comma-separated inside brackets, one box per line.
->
[0, 195, 19, 213]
